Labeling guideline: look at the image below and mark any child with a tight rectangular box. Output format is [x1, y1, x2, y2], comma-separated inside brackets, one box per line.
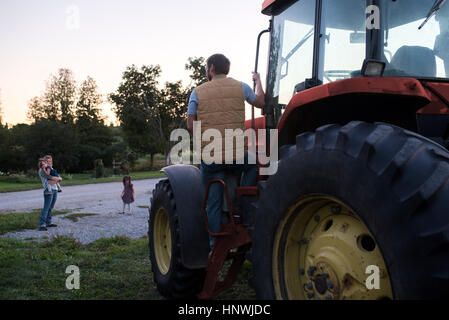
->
[39, 159, 52, 196]
[42, 161, 62, 193]
[120, 176, 135, 215]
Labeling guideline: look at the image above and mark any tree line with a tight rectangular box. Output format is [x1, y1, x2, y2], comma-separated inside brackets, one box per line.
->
[0, 57, 207, 174]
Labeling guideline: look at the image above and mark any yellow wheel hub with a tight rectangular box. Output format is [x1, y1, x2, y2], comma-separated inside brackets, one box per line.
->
[273, 196, 393, 300]
[153, 207, 172, 275]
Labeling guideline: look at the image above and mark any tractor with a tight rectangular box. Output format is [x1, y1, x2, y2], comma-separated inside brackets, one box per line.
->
[149, 0, 449, 300]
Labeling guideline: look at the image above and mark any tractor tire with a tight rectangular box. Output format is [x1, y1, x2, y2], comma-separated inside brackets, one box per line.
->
[251, 121, 449, 300]
[149, 179, 205, 299]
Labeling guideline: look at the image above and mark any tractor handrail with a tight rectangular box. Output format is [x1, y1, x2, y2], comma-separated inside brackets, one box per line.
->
[202, 179, 236, 237]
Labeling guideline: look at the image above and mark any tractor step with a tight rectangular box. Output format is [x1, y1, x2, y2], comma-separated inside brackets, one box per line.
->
[197, 223, 252, 300]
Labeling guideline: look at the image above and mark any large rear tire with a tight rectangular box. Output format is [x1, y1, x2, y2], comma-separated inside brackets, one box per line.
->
[252, 121, 449, 300]
[149, 179, 205, 299]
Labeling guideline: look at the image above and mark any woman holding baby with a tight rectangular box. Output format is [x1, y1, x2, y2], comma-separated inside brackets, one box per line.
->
[37, 155, 62, 231]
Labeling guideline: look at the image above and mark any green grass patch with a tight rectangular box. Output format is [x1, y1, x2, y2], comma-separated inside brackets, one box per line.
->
[62, 213, 98, 222]
[0, 210, 72, 235]
[0, 236, 255, 300]
[137, 206, 149, 209]
[0, 171, 165, 193]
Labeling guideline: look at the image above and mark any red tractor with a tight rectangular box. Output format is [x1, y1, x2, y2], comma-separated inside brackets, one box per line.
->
[149, 0, 449, 300]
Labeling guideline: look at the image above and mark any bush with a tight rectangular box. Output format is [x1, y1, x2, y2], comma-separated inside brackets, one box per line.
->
[104, 168, 114, 177]
[5, 174, 26, 183]
[63, 173, 73, 180]
[93, 159, 105, 178]
[25, 169, 39, 178]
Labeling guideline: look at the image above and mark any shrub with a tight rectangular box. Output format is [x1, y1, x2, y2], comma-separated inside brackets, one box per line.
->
[93, 159, 105, 178]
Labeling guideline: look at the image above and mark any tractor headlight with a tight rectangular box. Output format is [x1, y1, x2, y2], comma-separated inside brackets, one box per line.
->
[361, 59, 386, 77]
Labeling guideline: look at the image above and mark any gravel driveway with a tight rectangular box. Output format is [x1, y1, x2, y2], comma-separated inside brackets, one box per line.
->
[0, 178, 163, 244]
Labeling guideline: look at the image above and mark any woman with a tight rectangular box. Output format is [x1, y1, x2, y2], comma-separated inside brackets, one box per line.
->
[38, 157, 62, 231]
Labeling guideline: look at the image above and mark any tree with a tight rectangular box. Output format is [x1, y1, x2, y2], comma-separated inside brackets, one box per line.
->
[76, 76, 103, 122]
[26, 96, 45, 123]
[110, 60, 208, 168]
[44, 68, 77, 123]
[27, 69, 77, 123]
[109, 65, 162, 163]
[0, 126, 9, 172]
[185, 57, 208, 87]
[0, 90, 9, 171]
[2, 124, 30, 172]
[24, 120, 80, 172]
[0, 88, 3, 125]
[74, 76, 116, 170]
[154, 81, 190, 165]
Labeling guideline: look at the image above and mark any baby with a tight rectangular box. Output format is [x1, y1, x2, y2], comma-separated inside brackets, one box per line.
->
[42, 160, 62, 194]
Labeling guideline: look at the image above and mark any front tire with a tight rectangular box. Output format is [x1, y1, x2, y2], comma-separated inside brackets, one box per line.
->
[252, 121, 449, 300]
[149, 179, 205, 299]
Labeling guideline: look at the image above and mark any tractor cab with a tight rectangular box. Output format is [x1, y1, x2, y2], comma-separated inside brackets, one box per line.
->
[262, 0, 449, 126]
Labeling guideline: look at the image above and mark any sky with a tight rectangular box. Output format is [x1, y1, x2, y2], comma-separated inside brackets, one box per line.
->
[0, 0, 270, 125]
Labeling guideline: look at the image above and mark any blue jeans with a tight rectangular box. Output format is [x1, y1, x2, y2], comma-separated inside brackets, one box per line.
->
[201, 152, 257, 249]
[39, 190, 58, 227]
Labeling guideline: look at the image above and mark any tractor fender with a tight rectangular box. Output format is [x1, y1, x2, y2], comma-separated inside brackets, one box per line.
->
[161, 164, 209, 269]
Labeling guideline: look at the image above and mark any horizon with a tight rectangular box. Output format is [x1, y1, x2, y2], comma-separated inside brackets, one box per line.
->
[0, 0, 269, 126]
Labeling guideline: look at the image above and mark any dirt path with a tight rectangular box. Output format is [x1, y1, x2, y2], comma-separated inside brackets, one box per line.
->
[0, 178, 163, 243]
[0, 178, 162, 213]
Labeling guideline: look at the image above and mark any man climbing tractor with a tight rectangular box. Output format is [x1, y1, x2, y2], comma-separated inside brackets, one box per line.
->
[187, 53, 265, 250]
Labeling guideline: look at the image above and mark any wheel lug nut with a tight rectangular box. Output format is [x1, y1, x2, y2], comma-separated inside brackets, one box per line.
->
[307, 292, 314, 299]
[300, 269, 305, 275]
[331, 206, 341, 214]
[306, 282, 313, 290]
[327, 280, 334, 289]
[326, 294, 333, 300]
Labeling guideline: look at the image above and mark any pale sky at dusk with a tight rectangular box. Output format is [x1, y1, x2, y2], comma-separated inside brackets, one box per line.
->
[0, 0, 269, 125]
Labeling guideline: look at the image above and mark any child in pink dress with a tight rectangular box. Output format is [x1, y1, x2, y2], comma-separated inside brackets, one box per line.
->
[120, 176, 135, 215]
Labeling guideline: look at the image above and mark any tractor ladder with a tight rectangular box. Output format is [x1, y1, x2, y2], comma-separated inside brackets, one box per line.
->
[197, 179, 253, 300]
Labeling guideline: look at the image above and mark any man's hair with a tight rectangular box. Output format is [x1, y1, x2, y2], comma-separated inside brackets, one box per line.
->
[207, 54, 230, 75]
[44, 155, 52, 161]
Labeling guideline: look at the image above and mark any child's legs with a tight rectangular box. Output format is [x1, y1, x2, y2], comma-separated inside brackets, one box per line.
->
[126, 203, 131, 213]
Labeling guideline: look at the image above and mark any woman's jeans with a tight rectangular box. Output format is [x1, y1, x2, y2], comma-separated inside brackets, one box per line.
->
[200, 152, 257, 249]
[39, 190, 58, 227]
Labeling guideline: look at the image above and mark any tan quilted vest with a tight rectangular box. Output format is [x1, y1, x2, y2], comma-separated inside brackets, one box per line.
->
[196, 75, 246, 163]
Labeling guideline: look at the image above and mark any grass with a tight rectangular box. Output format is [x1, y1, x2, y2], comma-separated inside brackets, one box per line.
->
[0, 210, 72, 235]
[0, 171, 166, 193]
[0, 236, 255, 300]
[62, 213, 98, 222]
[137, 206, 149, 209]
